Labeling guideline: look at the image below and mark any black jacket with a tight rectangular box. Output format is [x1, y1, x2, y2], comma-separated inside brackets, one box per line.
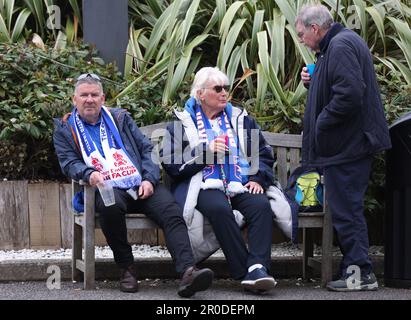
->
[302, 23, 391, 167]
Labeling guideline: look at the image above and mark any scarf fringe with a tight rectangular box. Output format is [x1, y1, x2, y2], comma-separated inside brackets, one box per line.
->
[201, 179, 224, 191]
[227, 181, 248, 196]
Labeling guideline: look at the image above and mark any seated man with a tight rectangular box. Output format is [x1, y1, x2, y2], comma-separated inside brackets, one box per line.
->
[53, 73, 213, 297]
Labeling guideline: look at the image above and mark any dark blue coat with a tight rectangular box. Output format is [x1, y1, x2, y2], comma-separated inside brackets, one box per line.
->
[53, 107, 160, 185]
[160, 104, 275, 210]
[302, 23, 391, 167]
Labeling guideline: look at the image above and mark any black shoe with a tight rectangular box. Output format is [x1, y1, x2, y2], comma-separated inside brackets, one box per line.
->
[119, 265, 139, 293]
[327, 272, 378, 292]
[178, 267, 214, 298]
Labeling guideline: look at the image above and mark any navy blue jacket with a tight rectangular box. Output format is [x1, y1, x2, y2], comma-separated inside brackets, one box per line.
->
[53, 107, 160, 185]
[302, 23, 391, 167]
[160, 104, 275, 210]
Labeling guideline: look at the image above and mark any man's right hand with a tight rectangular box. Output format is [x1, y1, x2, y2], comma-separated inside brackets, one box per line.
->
[301, 66, 311, 85]
[89, 171, 104, 187]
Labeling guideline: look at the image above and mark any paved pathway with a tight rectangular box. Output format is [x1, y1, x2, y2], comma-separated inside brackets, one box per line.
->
[1, 278, 410, 300]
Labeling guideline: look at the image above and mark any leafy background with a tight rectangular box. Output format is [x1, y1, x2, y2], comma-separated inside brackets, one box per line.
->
[1, 0, 410, 243]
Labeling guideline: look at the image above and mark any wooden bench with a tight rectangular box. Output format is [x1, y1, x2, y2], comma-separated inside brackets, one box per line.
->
[72, 122, 333, 290]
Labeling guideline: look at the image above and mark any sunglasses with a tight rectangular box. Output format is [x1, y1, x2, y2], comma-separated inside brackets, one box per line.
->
[76, 73, 101, 82]
[204, 85, 230, 93]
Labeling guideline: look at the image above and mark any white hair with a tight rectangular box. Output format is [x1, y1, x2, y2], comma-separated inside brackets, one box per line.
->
[190, 67, 229, 101]
[295, 4, 334, 30]
[74, 78, 103, 95]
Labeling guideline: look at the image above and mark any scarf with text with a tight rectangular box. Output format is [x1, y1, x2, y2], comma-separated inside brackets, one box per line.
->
[193, 101, 248, 197]
[69, 106, 142, 189]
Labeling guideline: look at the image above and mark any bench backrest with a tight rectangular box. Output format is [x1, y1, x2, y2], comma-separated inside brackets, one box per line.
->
[139, 122, 302, 189]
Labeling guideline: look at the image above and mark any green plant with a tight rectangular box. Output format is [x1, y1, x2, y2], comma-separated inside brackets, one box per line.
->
[0, 0, 31, 43]
[0, 41, 122, 180]
[23, 0, 81, 42]
[121, 0, 208, 106]
[122, 0, 411, 132]
[114, 74, 177, 127]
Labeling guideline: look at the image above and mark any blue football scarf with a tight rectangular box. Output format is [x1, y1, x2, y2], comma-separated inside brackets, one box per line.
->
[69, 106, 142, 189]
[192, 100, 249, 197]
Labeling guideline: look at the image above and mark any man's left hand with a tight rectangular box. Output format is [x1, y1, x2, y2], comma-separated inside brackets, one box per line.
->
[245, 181, 264, 194]
[138, 180, 154, 199]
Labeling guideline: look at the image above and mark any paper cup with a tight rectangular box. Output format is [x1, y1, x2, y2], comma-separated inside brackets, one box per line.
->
[306, 63, 315, 77]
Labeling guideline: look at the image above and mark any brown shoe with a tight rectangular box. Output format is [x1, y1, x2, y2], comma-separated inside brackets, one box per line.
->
[119, 265, 138, 293]
[178, 266, 213, 298]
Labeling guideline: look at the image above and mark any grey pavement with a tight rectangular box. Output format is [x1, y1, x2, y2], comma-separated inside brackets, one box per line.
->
[0, 278, 410, 300]
[0, 255, 410, 301]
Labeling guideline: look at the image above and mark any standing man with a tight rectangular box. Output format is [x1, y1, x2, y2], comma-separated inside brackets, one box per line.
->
[53, 73, 213, 297]
[296, 5, 391, 291]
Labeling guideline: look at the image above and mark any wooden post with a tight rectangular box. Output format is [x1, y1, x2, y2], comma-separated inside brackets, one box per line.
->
[71, 181, 83, 282]
[0, 181, 29, 249]
[302, 227, 313, 280]
[83, 184, 96, 290]
[82, 0, 128, 74]
[28, 183, 61, 249]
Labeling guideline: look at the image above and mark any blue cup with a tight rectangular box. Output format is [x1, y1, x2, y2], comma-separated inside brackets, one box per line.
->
[306, 63, 315, 77]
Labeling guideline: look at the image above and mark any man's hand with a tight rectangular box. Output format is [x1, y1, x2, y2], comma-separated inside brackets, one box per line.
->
[138, 180, 154, 199]
[245, 181, 264, 194]
[301, 66, 311, 85]
[89, 171, 105, 187]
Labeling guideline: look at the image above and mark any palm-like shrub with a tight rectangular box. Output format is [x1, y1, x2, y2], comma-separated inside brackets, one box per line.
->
[0, 0, 31, 43]
[0, 0, 81, 45]
[122, 0, 410, 132]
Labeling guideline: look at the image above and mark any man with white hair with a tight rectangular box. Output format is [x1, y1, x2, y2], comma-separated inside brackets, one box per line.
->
[296, 4, 391, 291]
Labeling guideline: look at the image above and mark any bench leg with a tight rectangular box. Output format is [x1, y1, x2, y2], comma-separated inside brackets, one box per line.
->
[320, 209, 333, 287]
[72, 217, 83, 282]
[83, 185, 96, 290]
[83, 220, 95, 290]
[302, 227, 314, 281]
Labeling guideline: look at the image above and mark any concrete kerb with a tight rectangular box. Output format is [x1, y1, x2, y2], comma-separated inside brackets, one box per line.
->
[0, 256, 384, 282]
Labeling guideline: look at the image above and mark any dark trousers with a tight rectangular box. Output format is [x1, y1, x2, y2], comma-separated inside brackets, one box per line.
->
[96, 184, 194, 276]
[324, 157, 373, 278]
[196, 189, 273, 280]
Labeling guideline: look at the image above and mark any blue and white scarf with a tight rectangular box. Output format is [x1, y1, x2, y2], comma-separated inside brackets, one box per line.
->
[70, 106, 142, 189]
[194, 102, 249, 196]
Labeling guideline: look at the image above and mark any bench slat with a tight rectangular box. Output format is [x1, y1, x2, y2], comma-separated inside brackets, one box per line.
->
[262, 132, 302, 148]
[276, 147, 288, 188]
[93, 214, 159, 229]
[139, 122, 169, 137]
[289, 148, 300, 174]
[298, 216, 324, 228]
[76, 259, 85, 272]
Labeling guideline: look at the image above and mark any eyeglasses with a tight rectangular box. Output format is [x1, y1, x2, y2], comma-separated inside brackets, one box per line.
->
[76, 73, 101, 82]
[204, 85, 230, 93]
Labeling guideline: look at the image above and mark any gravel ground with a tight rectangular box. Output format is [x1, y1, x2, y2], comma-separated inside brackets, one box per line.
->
[0, 243, 384, 261]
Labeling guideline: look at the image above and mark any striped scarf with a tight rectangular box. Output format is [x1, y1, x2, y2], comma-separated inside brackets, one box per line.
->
[69, 106, 142, 189]
[194, 102, 248, 197]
